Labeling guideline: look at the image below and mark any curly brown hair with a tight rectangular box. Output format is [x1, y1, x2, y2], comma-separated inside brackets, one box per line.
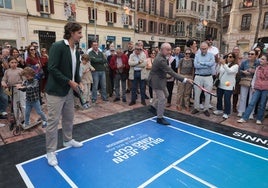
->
[21, 67, 35, 77]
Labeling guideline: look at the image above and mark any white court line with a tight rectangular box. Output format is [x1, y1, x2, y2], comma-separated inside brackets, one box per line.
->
[54, 166, 78, 188]
[16, 165, 35, 188]
[173, 166, 217, 188]
[137, 140, 211, 188]
[170, 126, 268, 161]
[165, 116, 268, 150]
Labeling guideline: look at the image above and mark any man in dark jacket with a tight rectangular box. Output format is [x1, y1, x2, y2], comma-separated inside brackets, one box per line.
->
[46, 22, 83, 166]
[148, 43, 193, 125]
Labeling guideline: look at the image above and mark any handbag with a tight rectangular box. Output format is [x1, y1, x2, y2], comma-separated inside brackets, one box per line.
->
[239, 77, 252, 87]
[213, 77, 220, 87]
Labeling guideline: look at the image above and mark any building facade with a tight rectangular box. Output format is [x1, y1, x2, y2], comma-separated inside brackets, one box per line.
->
[222, 0, 268, 54]
[0, 0, 28, 49]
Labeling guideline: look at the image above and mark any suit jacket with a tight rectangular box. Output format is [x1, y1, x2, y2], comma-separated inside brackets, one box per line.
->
[46, 40, 81, 96]
[148, 54, 185, 90]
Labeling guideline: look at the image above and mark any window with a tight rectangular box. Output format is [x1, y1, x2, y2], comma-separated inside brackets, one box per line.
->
[169, 3, 173, 18]
[176, 0, 186, 9]
[175, 21, 185, 36]
[168, 24, 174, 35]
[138, 19, 146, 32]
[40, 0, 50, 13]
[122, 14, 132, 26]
[149, 0, 156, 13]
[160, 0, 165, 17]
[198, 4, 204, 13]
[138, 0, 145, 11]
[149, 21, 157, 33]
[159, 23, 166, 35]
[106, 11, 117, 23]
[88, 7, 97, 21]
[263, 12, 268, 29]
[36, 0, 54, 14]
[191, 2, 197, 11]
[241, 14, 251, 30]
[0, 0, 12, 9]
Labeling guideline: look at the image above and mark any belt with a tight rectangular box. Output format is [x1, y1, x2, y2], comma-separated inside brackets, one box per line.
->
[134, 70, 141, 72]
[195, 74, 211, 77]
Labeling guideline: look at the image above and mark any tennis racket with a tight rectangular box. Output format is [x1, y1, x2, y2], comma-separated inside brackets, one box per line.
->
[193, 82, 217, 97]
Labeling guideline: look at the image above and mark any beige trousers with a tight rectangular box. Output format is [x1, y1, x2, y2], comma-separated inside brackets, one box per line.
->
[46, 89, 74, 153]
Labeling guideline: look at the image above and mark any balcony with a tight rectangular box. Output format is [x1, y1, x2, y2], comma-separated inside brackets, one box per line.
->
[176, 9, 200, 19]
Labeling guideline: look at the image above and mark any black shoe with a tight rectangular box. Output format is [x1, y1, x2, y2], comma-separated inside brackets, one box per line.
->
[204, 110, 210, 117]
[141, 101, 146, 106]
[0, 115, 7, 119]
[157, 118, 170, 125]
[126, 89, 130, 93]
[113, 98, 120, 102]
[129, 101, 136, 106]
[191, 109, 199, 114]
[149, 105, 157, 115]
[145, 95, 149, 99]
[122, 98, 127, 102]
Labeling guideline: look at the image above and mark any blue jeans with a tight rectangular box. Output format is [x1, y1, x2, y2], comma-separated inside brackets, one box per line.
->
[91, 71, 107, 101]
[0, 86, 8, 113]
[242, 89, 268, 121]
[131, 71, 145, 102]
[25, 100, 46, 125]
[216, 88, 233, 115]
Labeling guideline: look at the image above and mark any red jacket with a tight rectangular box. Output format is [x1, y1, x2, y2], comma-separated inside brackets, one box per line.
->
[109, 54, 130, 77]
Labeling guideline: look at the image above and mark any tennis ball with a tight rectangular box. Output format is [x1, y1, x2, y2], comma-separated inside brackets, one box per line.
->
[225, 81, 230, 86]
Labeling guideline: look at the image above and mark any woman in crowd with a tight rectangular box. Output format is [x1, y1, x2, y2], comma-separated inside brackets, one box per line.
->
[237, 49, 259, 118]
[237, 54, 268, 125]
[232, 46, 243, 113]
[26, 44, 44, 104]
[40, 48, 49, 93]
[213, 52, 239, 119]
[10, 47, 26, 69]
[146, 50, 156, 103]
[176, 48, 194, 112]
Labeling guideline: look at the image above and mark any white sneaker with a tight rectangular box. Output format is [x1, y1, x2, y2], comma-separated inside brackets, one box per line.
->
[237, 112, 243, 117]
[149, 98, 153, 103]
[249, 114, 254, 120]
[1, 112, 7, 116]
[222, 114, 229, 119]
[213, 110, 223, 115]
[47, 152, 58, 166]
[256, 120, 262, 125]
[199, 104, 204, 110]
[208, 104, 214, 109]
[63, 139, 83, 148]
[237, 118, 246, 123]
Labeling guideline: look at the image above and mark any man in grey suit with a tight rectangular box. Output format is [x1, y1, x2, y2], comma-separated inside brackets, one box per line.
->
[148, 43, 193, 125]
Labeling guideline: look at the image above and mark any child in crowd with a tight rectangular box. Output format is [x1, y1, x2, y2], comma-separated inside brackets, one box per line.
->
[1, 57, 26, 122]
[17, 67, 47, 128]
[80, 54, 95, 106]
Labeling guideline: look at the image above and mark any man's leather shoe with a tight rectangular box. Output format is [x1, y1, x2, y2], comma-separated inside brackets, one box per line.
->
[157, 118, 170, 125]
[113, 98, 120, 102]
[141, 100, 146, 106]
[129, 101, 136, 106]
[191, 109, 199, 114]
[204, 110, 210, 117]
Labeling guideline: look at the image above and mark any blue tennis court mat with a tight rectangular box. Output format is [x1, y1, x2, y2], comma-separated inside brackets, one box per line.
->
[16, 117, 268, 188]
